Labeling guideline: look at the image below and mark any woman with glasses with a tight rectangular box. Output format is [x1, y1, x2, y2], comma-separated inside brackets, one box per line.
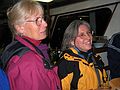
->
[1, 0, 61, 90]
[57, 20, 105, 90]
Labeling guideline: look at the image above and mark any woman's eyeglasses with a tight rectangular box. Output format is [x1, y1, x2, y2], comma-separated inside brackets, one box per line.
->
[26, 16, 44, 26]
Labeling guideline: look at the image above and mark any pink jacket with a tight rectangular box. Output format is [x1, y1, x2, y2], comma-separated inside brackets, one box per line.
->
[5, 36, 61, 90]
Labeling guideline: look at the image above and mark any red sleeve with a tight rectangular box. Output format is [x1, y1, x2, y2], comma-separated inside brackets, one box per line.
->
[7, 51, 51, 90]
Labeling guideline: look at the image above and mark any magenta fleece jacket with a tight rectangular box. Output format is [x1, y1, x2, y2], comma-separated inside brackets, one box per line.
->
[5, 36, 61, 90]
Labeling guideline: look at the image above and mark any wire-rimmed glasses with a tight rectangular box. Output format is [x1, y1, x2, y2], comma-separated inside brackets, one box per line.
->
[26, 16, 44, 26]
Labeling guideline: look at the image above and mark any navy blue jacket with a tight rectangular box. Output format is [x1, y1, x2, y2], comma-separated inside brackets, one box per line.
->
[107, 32, 120, 79]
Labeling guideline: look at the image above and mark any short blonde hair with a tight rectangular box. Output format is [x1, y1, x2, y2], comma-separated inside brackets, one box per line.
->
[7, 0, 44, 37]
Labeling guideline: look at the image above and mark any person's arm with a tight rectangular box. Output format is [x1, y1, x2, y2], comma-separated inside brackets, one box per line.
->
[57, 56, 81, 89]
[58, 57, 80, 79]
[58, 58, 69, 79]
[107, 33, 120, 79]
[7, 52, 51, 90]
[108, 48, 120, 79]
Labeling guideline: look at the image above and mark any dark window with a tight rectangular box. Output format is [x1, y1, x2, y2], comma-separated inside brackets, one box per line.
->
[50, 8, 112, 49]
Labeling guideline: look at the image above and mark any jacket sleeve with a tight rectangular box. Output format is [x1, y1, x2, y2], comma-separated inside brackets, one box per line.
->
[58, 58, 69, 79]
[107, 33, 120, 79]
[6, 52, 52, 90]
[58, 57, 80, 80]
[107, 48, 120, 79]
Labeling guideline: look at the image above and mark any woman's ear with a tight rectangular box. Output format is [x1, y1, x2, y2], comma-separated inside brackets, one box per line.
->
[14, 24, 24, 34]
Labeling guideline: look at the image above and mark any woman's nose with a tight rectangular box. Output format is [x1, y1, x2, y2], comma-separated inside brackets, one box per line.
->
[85, 33, 92, 39]
[43, 20, 48, 27]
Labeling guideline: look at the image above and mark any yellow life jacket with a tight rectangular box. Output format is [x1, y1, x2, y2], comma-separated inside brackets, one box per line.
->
[61, 48, 106, 90]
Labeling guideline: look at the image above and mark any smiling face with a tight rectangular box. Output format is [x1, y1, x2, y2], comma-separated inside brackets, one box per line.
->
[74, 24, 92, 52]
